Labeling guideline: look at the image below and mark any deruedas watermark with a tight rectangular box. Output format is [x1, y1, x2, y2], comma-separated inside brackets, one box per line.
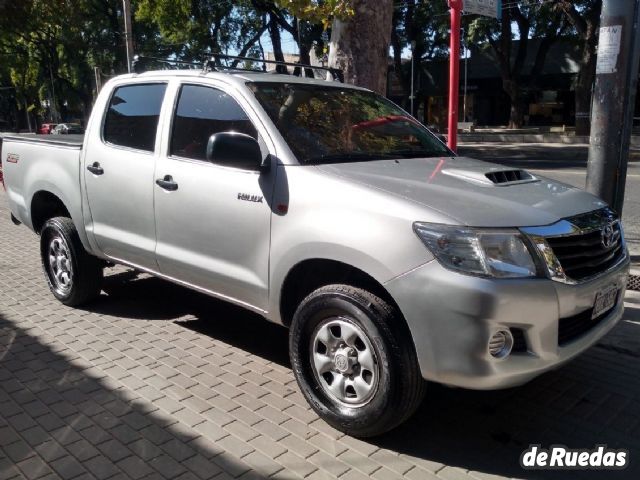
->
[520, 445, 629, 470]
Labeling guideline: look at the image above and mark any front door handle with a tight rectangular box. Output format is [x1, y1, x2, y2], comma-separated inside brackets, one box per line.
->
[156, 175, 178, 191]
[87, 162, 104, 175]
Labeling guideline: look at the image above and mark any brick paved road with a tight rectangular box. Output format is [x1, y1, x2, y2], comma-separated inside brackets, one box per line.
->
[1, 190, 639, 480]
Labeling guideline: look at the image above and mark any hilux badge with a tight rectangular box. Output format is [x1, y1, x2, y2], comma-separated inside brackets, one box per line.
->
[237, 193, 263, 203]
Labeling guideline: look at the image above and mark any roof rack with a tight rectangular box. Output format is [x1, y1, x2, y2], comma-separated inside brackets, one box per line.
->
[205, 54, 344, 82]
[132, 56, 202, 73]
[131, 54, 343, 82]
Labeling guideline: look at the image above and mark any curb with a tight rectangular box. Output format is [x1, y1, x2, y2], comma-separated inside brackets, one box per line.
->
[458, 133, 589, 144]
[457, 133, 640, 146]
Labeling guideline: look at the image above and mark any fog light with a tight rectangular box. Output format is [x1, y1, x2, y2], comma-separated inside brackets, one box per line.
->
[488, 330, 513, 358]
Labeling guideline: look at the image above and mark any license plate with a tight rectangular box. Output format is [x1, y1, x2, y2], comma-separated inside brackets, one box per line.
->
[592, 285, 619, 319]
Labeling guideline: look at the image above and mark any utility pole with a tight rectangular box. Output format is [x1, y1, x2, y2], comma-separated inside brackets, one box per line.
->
[586, 0, 640, 214]
[447, 0, 463, 151]
[123, 0, 134, 73]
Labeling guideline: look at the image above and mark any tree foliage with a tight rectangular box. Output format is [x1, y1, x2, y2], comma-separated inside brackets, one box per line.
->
[136, 0, 266, 60]
[275, 0, 353, 27]
[0, 0, 603, 131]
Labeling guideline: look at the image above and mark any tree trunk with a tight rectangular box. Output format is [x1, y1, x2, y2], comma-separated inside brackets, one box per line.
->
[295, 20, 322, 78]
[268, 13, 287, 74]
[504, 80, 524, 128]
[390, 23, 409, 109]
[327, 0, 394, 94]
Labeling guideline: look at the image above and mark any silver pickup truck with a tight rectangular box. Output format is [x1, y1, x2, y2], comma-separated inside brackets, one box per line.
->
[0, 69, 629, 437]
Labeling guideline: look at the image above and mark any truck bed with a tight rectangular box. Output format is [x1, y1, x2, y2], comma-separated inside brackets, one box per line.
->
[0, 133, 84, 149]
[1, 132, 86, 234]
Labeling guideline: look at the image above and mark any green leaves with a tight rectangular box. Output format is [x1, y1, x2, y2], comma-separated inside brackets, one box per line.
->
[275, 1, 354, 28]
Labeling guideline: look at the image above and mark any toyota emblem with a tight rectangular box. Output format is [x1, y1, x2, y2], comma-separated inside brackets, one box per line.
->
[601, 224, 615, 249]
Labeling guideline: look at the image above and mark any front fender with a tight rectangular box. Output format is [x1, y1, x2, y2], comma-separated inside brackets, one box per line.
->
[267, 243, 397, 325]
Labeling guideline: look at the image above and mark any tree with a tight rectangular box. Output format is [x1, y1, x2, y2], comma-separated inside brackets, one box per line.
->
[390, 0, 449, 113]
[252, 1, 325, 74]
[0, 0, 139, 126]
[327, 0, 394, 94]
[280, 0, 394, 94]
[0, 0, 84, 125]
[468, 1, 569, 128]
[555, 0, 601, 135]
[136, 0, 266, 61]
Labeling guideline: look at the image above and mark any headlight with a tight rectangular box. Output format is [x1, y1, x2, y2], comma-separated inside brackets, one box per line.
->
[413, 222, 538, 278]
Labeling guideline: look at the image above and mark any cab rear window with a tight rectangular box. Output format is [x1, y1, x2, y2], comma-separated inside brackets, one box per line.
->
[103, 84, 167, 152]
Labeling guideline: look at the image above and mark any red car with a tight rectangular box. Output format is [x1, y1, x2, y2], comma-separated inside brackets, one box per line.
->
[37, 123, 58, 134]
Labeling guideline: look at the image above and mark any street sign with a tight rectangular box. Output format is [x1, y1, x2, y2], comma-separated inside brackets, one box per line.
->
[464, 0, 502, 20]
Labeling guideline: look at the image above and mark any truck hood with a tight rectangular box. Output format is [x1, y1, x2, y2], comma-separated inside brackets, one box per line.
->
[315, 156, 607, 227]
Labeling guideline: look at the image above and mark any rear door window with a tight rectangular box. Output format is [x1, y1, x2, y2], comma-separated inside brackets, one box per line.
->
[103, 83, 167, 152]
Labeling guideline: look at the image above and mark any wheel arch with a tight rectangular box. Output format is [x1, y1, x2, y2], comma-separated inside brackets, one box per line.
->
[30, 190, 71, 233]
[278, 258, 404, 329]
[27, 187, 95, 256]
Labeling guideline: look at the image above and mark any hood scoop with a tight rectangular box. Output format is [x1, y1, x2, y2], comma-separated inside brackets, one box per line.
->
[442, 168, 538, 186]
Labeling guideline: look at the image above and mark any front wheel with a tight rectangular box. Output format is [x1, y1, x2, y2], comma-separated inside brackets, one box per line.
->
[289, 284, 426, 437]
[40, 217, 103, 306]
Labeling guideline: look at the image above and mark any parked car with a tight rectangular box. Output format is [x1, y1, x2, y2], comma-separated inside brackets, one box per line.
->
[0, 67, 629, 437]
[52, 123, 84, 134]
[37, 123, 58, 134]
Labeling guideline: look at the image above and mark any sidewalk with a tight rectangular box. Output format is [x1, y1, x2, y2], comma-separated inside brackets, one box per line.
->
[457, 128, 640, 146]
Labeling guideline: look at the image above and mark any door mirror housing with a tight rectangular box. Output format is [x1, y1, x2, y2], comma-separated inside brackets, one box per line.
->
[206, 132, 267, 171]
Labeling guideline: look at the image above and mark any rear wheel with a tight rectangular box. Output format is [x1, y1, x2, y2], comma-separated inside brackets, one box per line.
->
[289, 284, 426, 437]
[40, 217, 103, 306]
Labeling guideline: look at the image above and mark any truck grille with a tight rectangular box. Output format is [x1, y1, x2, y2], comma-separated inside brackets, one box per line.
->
[545, 219, 623, 282]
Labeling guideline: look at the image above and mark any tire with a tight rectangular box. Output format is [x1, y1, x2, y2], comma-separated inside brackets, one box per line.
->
[40, 216, 103, 306]
[289, 284, 426, 437]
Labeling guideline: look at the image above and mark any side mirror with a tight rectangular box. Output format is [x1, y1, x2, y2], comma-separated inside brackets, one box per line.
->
[206, 132, 267, 171]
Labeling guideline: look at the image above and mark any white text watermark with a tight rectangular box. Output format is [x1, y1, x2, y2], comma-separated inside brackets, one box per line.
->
[520, 445, 628, 470]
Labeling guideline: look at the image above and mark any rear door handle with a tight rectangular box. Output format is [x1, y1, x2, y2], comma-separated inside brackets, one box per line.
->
[87, 162, 104, 175]
[156, 175, 178, 191]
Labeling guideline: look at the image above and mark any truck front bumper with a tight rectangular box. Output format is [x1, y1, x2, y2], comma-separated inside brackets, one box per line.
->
[384, 255, 629, 390]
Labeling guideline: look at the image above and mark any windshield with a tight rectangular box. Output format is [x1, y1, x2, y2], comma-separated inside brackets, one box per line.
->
[249, 82, 451, 164]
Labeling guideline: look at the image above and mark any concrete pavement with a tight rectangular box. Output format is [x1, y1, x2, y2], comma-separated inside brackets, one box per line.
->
[1, 180, 640, 480]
